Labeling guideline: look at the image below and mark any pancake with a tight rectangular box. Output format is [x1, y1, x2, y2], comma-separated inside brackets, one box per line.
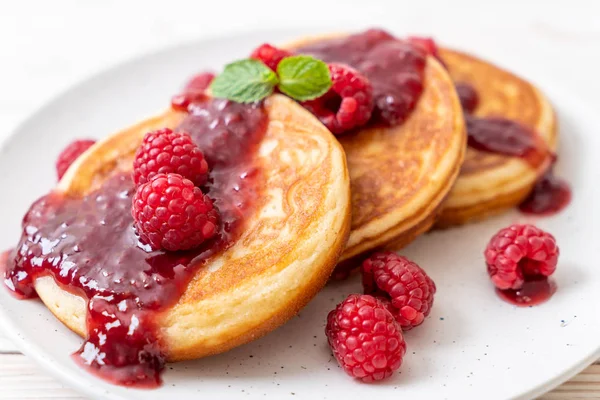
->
[437, 49, 556, 227]
[32, 94, 351, 361]
[285, 34, 466, 260]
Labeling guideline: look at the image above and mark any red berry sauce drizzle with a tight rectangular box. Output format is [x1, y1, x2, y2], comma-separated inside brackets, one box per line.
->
[0, 250, 8, 275]
[518, 166, 572, 215]
[295, 29, 427, 126]
[3, 97, 267, 387]
[297, 29, 427, 279]
[496, 277, 557, 307]
[465, 115, 549, 168]
[455, 82, 571, 215]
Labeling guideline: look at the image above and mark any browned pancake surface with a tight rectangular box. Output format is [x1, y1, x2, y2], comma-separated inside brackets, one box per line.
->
[36, 95, 352, 360]
[285, 34, 465, 259]
[441, 49, 555, 175]
[340, 65, 459, 230]
[339, 58, 464, 258]
[437, 49, 557, 226]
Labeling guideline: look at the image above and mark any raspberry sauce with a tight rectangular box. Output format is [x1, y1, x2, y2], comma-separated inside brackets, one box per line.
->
[170, 72, 214, 112]
[453, 81, 549, 168]
[295, 29, 427, 126]
[519, 167, 572, 215]
[0, 250, 8, 275]
[496, 277, 557, 307]
[455, 82, 479, 113]
[3, 98, 267, 387]
[465, 115, 549, 169]
[455, 81, 572, 213]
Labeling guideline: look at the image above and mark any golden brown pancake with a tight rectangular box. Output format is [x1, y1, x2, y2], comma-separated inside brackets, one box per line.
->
[285, 35, 466, 259]
[32, 94, 351, 360]
[437, 49, 557, 227]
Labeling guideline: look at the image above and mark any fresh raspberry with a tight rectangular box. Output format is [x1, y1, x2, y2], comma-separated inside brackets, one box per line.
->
[406, 36, 447, 68]
[132, 173, 219, 251]
[250, 43, 292, 71]
[171, 72, 214, 111]
[326, 294, 406, 383]
[362, 28, 396, 46]
[484, 224, 559, 290]
[407, 36, 440, 58]
[56, 139, 96, 180]
[302, 63, 374, 134]
[133, 128, 209, 187]
[362, 252, 436, 330]
[183, 72, 215, 92]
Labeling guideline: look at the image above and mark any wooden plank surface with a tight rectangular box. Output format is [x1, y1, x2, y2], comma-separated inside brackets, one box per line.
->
[0, 353, 598, 399]
[540, 364, 600, 399]
[0, 354, 84, 399]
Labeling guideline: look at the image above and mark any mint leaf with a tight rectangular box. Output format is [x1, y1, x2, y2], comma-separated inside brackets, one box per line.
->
[277, 55, 332, 101]
[210, 59, 278, 103]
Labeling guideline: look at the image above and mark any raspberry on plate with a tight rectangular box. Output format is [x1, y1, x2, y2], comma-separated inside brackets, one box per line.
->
[133, 128, 209, 187]
[484, 224, 559, 290]
[302, 63, 374, 135]
[326, 294, 406, 383]
[362, 252, 436, 330]
[132, 173, 219, 251]
[56, 139, 96, 180]
[250, 43, 292, 71]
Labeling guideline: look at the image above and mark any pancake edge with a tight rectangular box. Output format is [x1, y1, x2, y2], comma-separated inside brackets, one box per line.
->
[284, 33, 467, 261]
[32, 94, 352, 361]
[436, 48, 557, 227]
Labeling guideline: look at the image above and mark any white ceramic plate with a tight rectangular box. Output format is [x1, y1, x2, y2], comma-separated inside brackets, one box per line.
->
[1, 28, 599, 400]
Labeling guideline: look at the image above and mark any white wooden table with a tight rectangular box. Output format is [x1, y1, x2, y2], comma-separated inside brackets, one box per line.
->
[1, 1, 599, 398]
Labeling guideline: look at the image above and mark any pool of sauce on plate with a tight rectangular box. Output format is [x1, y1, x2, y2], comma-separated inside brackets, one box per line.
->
[496, 277, 557, 307]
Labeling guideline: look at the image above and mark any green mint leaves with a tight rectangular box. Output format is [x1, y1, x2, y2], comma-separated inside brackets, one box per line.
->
[276, 55, 332, 101]
[210, 55, 332, 103]
[210, 59, 278, 103]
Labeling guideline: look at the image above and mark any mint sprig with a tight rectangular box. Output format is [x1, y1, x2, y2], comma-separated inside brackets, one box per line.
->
[210, 59, 279, 103]
[210, 55, 332, 103]
[277, 55, 332, 101]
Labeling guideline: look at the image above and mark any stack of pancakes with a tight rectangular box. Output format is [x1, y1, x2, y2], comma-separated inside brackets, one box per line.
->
[36, 31, 555, 362]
